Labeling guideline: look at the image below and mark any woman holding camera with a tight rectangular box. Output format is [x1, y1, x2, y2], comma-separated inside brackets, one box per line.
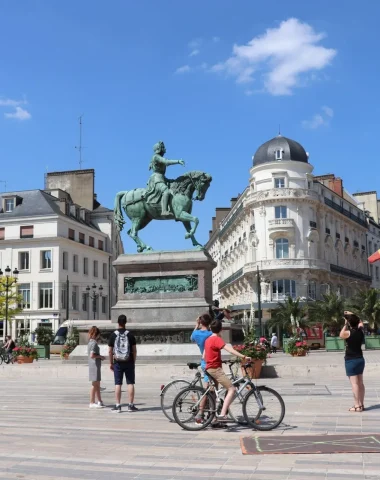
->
[339, 311, 365, 412]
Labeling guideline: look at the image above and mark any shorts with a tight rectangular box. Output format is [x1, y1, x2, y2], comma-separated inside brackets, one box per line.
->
[114, 362, 135, 385]
[206, 367, 233, 389]
[345, 357, 365, 377]
[201, 359, 209, 383]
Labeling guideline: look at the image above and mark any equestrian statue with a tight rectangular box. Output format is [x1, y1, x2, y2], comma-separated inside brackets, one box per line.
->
[114, 141, 212, 252]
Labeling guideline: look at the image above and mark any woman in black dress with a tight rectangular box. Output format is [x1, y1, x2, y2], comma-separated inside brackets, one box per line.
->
[339, 311, 365, 412]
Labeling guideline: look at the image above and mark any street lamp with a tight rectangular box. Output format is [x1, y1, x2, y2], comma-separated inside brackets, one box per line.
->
[0, 266, 19, 338]
[86, 283, 103, 320]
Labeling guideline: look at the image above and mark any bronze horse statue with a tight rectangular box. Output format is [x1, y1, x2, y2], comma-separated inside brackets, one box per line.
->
[114, 170, 212, 252]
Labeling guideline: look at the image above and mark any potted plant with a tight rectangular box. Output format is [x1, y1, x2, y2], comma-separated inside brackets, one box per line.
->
[287, 337, 309, 356]
[60, 328, 79, 360]
[12, 336, 38, 364]
[33, 326, 54, 359]
[234, 341, 268, 379]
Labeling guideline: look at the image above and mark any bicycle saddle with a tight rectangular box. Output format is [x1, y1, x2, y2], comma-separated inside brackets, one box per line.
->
[187, 362, 201, 370]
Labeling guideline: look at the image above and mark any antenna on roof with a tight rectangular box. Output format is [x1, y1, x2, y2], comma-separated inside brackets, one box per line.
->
[75, 114, 84, 169]
[278, 124, 281, 136]
[0, 180, 7, 192]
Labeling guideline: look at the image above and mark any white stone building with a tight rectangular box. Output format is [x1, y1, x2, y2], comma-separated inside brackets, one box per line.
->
[0, 169, 123, 340]
[206, 135, 371, 326]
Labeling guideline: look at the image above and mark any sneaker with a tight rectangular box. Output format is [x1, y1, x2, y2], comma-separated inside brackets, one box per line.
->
[127, 404, 139, 412]
[97, 401, 105, 408]
[89, 403, 103, 409]
[111, 405, 122, 413]
[194, 415, 205, 424]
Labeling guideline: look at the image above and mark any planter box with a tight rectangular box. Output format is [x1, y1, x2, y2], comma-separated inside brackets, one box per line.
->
[325, 337, 345, 351]
[17, 356, 34, 364]
[282, 338, 290, 353]
[241, 359, 263, 379]
[35, 345, 50, 359]
[365, 336, 380, 350]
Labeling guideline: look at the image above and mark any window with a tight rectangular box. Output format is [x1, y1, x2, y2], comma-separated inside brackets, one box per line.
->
[68, 228, 75, 241]
[89, 236, 94, 247]
[275, 206, 287, 219]
[274, 177, 285, 188]
[275, 238, 289, 259]
[16, 318, 30, 338]
[93, 260, 98, 277]
[82, 293, 88, 312]
[19, 252, 30, 271]
[275, 149, 283, 160]
[39, 282, 53, 309]
[73, 254, 78, 273]
[5, 198, 14, 212]
[20, 225, 33, 238]
[308, 281, 317, 300]
[102, 296, 107, 314]
[0, 228, 4, 240]
[370, 265, 374, 277]
[63, 252, 68, 270]
[40, 250, 52, 270]
[103, 263, 107, 280]
[369, 241, 372, 254]
[79, 232, 85, 244]
[61, 287, 67, 309]
[376, 267, 379, 281]
[98, 240, 104, 251]
[18, 283, 30, 309]
[272, 279, 296, 300]
[71, 286, 78, 310]
[83, 257, 89, 275]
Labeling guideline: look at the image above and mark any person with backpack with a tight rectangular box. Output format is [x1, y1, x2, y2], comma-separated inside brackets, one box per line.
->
[108, 315, 138, 413]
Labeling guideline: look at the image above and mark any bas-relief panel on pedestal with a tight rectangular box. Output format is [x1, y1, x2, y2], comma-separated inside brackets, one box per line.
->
[124, 274, 198, 294]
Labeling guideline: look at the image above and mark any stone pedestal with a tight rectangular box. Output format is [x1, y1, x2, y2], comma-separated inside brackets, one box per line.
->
[111, 250, 217, 345]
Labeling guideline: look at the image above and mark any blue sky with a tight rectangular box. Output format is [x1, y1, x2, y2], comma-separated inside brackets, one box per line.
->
[1, 1, 380, 252]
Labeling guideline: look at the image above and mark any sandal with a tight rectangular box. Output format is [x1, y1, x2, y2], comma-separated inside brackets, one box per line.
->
[215, 415, 229, 422]
[348, 406, 363, 412]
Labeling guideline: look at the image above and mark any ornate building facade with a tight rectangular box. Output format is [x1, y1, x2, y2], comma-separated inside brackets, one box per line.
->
[206, 135, 371, 323]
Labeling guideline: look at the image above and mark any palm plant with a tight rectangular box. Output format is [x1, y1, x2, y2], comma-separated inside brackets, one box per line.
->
[307, 292, 346, 335]
[268, 297, 308, 335]
[348, 289, 380, 331]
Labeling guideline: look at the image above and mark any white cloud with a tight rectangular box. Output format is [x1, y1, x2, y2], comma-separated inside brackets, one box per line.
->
[322, 105, 334, 117]
[210, 18, 337, 95]
[0, 97, 26, 107]
[189, 49, 200, 57]
[213, 36, 220, 43]
[302, 105, 333, 129]
[4, 106, 31, 121]
[188, 38, 202, 49]
[175, 65, 191, 74]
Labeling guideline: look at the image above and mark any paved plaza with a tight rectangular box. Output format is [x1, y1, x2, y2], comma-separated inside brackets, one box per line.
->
[1, 354, 380, 479]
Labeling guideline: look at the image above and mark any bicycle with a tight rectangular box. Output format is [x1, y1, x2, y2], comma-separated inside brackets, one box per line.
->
[160, 360, 248, 423]
[172, 360, 285, 431]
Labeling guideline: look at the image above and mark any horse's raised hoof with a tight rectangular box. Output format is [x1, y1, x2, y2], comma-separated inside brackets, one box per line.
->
[137, 246, 143, 253]
[185, 233, 193, 239]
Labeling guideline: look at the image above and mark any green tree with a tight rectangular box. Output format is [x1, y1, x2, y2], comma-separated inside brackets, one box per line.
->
[268, 297, 309, 335]
[348, 289, 380, 331]
[0, 277, 23, 335]
[308, 292, 346, 335]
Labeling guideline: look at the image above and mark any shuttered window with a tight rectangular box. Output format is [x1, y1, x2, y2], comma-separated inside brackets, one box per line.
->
[20, 226, 34, 238]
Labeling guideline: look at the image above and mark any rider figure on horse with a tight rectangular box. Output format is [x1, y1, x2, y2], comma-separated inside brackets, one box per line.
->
[146, 141, 185, 216]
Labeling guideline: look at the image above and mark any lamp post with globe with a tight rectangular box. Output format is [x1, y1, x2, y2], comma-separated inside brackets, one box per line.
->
[86, 284, 103, 320]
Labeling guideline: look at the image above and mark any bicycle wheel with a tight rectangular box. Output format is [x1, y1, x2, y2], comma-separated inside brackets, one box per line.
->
[226, 389, 248, 425]
[172, 386, 215, 431]
[160, 380, 191, 421]
[243, 386, 285, 431]
[0, 355, 3, 365]
[4, 353, 10, 364]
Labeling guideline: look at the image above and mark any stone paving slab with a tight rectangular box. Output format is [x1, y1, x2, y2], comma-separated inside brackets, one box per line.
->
[1, 373, 380, 479]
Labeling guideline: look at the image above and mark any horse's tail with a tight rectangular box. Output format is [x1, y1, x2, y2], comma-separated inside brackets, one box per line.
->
[114, 191, 128, 232]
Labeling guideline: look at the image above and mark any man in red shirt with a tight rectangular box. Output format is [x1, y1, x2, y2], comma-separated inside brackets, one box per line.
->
[204, 319, 251, 422]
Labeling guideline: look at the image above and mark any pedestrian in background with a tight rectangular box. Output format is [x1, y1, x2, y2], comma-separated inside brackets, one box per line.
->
[88, 326, 105, 409]
[271, 333, 278, 353]
[340, 311, 365, 412]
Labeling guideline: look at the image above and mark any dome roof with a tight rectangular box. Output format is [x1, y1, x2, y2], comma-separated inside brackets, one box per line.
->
[253, 135, 308, 166]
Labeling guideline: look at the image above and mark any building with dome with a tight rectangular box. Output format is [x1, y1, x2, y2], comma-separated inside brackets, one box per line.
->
[206, 135, 371, 330]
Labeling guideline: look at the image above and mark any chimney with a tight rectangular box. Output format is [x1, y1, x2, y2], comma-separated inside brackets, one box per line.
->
[45, 169, 95, 211]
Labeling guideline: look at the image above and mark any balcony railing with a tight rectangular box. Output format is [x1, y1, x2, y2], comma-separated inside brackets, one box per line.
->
[218, 268, 244, 290]
[330, 264, 371, 282]
[268, 218, 295, 230]
[324, 198, 367, 228]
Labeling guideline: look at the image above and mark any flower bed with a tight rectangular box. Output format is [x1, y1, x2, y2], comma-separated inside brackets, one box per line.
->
[287, 337, 309, 356]
[233, 342, 269, 379]
[12, 346, 38, 363]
